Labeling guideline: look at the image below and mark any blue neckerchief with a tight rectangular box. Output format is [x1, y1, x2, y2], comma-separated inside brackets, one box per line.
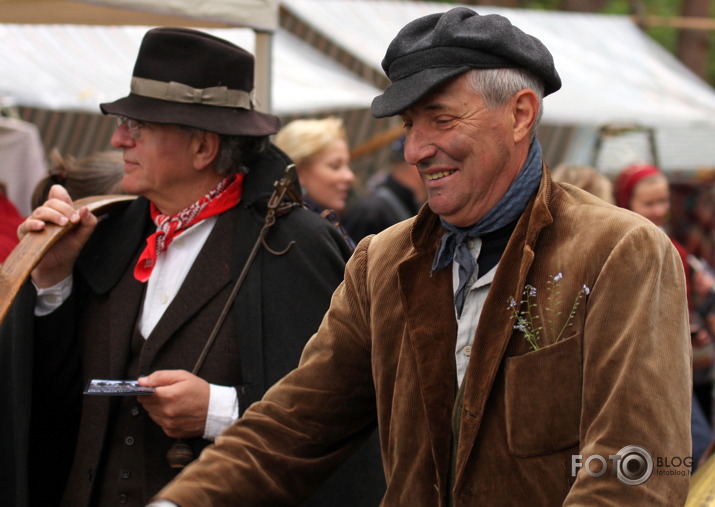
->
[431, 139, 543, 318]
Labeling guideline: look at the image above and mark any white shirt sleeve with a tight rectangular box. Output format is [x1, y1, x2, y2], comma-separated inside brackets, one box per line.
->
[203, 383, 239, 441]
[33, 274, 73, 317]
[145, 502, 179, 507]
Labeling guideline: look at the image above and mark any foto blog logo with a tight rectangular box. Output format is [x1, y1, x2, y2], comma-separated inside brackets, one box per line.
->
[572, 445, 654, 486]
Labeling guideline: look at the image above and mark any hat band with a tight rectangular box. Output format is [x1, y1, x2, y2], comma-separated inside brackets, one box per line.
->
[131, 76, 254, 109]
[389, 47, 514, 81]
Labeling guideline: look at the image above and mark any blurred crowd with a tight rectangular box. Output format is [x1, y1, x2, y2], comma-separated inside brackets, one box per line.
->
[5, 131, 715, 472]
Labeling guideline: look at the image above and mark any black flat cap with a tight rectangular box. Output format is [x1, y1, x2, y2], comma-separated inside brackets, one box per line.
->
[371, 7, 561, 118]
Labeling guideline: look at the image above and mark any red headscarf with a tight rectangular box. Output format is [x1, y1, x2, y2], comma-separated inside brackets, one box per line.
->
[613, 162, 662, 209]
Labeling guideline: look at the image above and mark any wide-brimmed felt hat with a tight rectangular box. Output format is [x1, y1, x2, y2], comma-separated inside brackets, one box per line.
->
[372, 7, 561, 118]
[101, 27, 280, 136]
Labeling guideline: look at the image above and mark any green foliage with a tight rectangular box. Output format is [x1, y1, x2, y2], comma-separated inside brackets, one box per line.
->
[531, 0, 565, 10]
[601, 0, 680, 51]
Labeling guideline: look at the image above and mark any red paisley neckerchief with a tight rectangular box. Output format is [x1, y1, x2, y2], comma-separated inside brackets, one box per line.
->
[133, 173, 244, 282]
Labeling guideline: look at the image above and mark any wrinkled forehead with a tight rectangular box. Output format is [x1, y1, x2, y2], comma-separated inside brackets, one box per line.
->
[398, 73, 487, 119]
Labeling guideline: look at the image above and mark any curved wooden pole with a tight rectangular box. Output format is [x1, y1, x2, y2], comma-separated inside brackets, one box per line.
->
[0, 194, 137, 325]
[349, 123, 404, 161]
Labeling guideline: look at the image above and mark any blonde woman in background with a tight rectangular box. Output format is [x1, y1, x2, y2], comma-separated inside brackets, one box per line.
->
[275, 116, 356, 248]
[275, 117, 355, 214]
[551, 163, 615, 204]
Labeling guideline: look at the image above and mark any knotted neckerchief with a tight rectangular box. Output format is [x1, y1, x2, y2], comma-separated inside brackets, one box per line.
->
[134, 173, 244, 282]
[431, 139, 543, 318]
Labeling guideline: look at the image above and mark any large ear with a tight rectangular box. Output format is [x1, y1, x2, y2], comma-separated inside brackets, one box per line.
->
[512, 88, 539, 144]
[192, 130, 221, 171]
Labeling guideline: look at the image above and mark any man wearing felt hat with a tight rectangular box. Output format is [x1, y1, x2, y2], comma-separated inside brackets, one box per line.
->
[151, 8, 691, 506]
[5, 27, 386, 507]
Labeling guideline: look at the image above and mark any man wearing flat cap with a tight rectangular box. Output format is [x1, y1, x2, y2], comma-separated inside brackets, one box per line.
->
[2, 27, 386, 507]
[151, 8, 691, 506]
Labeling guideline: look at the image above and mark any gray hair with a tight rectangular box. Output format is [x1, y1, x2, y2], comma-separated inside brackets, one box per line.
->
[178, 125, 270, 175]
[215, 134, 270, 175]
[465, 68, 545, 139]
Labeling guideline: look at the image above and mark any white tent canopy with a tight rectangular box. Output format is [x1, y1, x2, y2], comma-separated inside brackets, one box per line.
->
[282, 0, 715, 128]
[0, 18, 382, 213]
[1, 0, 279, 109]
[0, 24, 382, 116]
[282, 0, 715, 172]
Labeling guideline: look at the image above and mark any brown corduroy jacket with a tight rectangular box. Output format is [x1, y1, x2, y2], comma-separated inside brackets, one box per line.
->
[157, 167, 692, 506]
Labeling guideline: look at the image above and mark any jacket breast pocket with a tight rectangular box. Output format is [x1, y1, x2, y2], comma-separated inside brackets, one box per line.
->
[504, 335, 581, 457]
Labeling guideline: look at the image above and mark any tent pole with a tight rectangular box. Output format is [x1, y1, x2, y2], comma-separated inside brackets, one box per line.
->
[254, 30, 273, 114]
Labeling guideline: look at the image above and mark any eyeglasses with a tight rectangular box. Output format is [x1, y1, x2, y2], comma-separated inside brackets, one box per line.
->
[115, 116, 147, 139]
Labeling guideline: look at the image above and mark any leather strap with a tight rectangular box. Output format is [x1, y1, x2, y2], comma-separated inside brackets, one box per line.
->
[191, 163, 299, 376]
[167, 164, 299, 469]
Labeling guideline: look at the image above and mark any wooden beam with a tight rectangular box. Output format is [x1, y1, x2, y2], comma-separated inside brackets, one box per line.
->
[633, 14, 715, 31]
[0, 0, 231, 27]
[350, 123, 403, 161]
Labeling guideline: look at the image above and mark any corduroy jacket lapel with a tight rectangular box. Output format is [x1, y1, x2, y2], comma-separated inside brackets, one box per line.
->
[452, 167, 555, 489]
[398, 210, 457, 494]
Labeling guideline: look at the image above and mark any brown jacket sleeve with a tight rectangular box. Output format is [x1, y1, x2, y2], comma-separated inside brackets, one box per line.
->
[154, 241, 378, 506]
[565, 224, 692, 505]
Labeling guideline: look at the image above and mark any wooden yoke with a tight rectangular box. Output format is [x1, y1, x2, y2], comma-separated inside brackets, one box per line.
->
[0, 194, 137, 325]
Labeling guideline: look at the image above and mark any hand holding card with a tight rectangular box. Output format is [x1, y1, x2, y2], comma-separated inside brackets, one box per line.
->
[84, 379, 156, 396]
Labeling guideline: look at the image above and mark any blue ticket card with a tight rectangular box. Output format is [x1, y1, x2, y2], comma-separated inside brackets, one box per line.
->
[84, 379, 156, 396]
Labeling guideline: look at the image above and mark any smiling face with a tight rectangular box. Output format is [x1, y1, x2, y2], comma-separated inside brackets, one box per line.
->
[630, 175, 670, 227]
[296, 138, 354, 213]
[400, 73, 535, 227]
